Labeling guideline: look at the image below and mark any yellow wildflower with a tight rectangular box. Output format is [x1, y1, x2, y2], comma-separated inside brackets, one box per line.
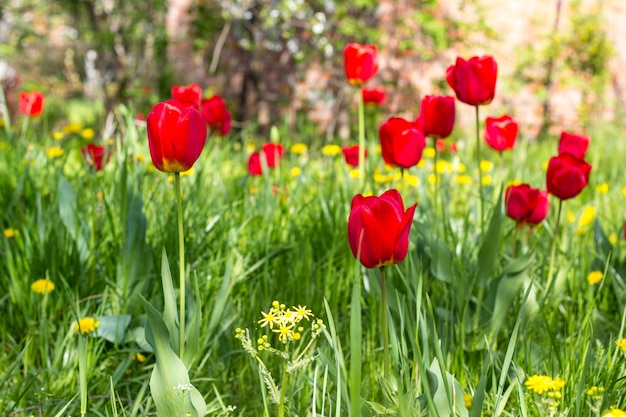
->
[81, 128, 95, 140]
[258, 310, 280, 329]
[435, 160, 451, 174]
[62, 122, 83, 134]
[290, 143, 307, 154]
[482, 175, 492, 186]
[133, 352, 147, 363]
[403, 173, 420, 187]
[293, 305, 313, 321]
[31, 279, 55, 294]
[456, 175, 472, 185]
[4, 228, 18, 239]
[567, 210, 576, 223]
[464, 394, 473, 409]
[417, 159, 426, 168]
[322, 144, 341, 156]
[136, 154, 145, 163]
[167, 175, 174, 184]
[609, 233, 618, 245]
[603, 407, 626, 417]
[596, 182, 609, 194]
[587, 271, 603, 285]
[349, 169, 361, 179]
[622, 186, 626, 197]
[73, 317, 100, 335]
[616, 338, 626, 354]
[480, 160, 493, 172]
[0, 141, 10, 150]
[289, 167, 301, 177]
[576, 206, 596, 234]
[51, 132, 64, 140]
[525, 375, 565, 395]
[586, 386, 604, 398]
[47, 147, 65, 159]
[423, 147, 436, 159]
[428, 174, 438, 184]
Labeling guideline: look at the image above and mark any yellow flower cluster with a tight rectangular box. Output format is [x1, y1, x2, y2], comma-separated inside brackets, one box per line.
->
[4, 228, 18, 239]
[525, 374, 565, 395]
[603, 407, 626, 417]
[616, 338, 626, 354]
[31, 279, 55, 294]
[586, 385, 604, 399]
[322, 144, 341, 156]
[258, 301, 315, 343]
[587, 270, 604, 285]
[73, 317, 100, 335]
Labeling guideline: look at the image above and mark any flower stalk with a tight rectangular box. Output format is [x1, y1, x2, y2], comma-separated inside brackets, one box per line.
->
[175, 173, 186, 358]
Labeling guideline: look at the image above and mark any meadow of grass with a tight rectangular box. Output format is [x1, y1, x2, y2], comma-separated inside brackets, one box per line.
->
[1, 98, 626, 416]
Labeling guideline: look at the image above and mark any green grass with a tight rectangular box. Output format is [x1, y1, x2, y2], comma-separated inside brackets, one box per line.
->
[1, 103, 626, 417]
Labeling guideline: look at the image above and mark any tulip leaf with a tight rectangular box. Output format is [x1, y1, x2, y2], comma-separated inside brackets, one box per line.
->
[593, 218, 611, 258]
[424, 358, 469, 417]
[142, 297, 207, 417]
[57, 176, 90, 264]
[182, 273, 202, 368]
[476, 187, 504, 285]
[160, 248, 180, 357]
[486, 253, 533, 336]
[96, 314, 131, 344]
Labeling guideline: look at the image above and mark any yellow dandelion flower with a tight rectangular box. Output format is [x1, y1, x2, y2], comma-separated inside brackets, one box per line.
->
[480, 160, 493, 172]
[482, 175, 492, 186]
[616, 338, 626, 354]
[435, 160, 451, 174]
[167, 175, 174, 184]
[0, 118, 4, 127]
[289, 167, 301, 177]
[4, 228, 18, 239]
[245, 143, 256, 152]
[464, 394, 473, 409]
[290, 143, 307, 154]
[587, 271, 603, 285]
[428, 174, 438, 184]
[423, 147, 436, 159]
[454, 162, 467, 173]
[525, 375, 564, 395]
[107, 138, 114, 145]
[0, 141, 10, 151]
[542, 161, 549, 170]
[455, 175, 472, 185]
[349, 169, 361, 179]
[578, 206, 596, 228]
[373, 173, 391, 184]
[507, 179, 522, 187]
[31, 279, 55, 294]
[603, 407, 626, 417]
[293, 305, 313, 321]
[249, 187, 258, 195]
[47, 147, 65, 159]
[136, 154, 145, 163]
[417, 159, 426, 168]
[322, 144, 341, 156]
[375, 144, 381, 154]
[97, 191, 103, 200]
[73, 317, 100, 335]
[403, 173, 420, 188]
[609, 233, 617, 245]
[622, 186, 626, 197]
[63, 122, 83, 134]
[81, 128, 95, 140]
[596, 182, 609, 194]
[51, 132, 64, 140]
[180, 167, 194, 176]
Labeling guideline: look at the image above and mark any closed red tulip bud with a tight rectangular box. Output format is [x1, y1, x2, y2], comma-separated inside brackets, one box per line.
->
[484, 114, 518, 152]
[171, 84, 202, 109]
[146, 100, 207, 173]
[546, 153, 592, 200]
[446, 56, 498, 106]
[19, 91, 45, 118]
[362, 87, 386, 105]
[81, 143, 107, 171]
[247, 143, 285, 175]
[201, 95, 232, 136]
[344, 43, 379, 87]
[505, 184, 549, 226]
[348, 189, 417, 269]
[417, 95, 455, 139]
[342, 145, 367, 167]
[379, 117, 426, 169]
[558, 131, 589, 159]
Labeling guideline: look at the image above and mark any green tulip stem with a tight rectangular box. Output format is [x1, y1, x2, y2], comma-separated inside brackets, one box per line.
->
[432, 137, 439, 228]
[175, 172, 186, 359]
[544, 198, 563, 303]
[380, 266, 389, 378]
[358, 87, 366, 186]
[475, 105, 484, 231]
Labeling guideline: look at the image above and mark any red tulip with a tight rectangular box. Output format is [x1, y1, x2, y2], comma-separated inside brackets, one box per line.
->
[82, 143, 107, 171]
[379, 117, 426, 169]
[347, 189, 417, 269]
[558, 131, 589, 159]
[416, 95, 455, 139]
[247, 143, 285, 175]
[146, 100, 207, 173]
[171, 84, 202, 109]
[19, 91, 44, 118]
[344, 43, 378, 87]
[546, 153, 592, 200]
[342, 145, 367, 167]
[446, 56, 498, 106]
[362, 87, 386, 105]
[201, 95, 232, 136]
[505, 184, 549, 226]
[484, 114, 518, 152]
